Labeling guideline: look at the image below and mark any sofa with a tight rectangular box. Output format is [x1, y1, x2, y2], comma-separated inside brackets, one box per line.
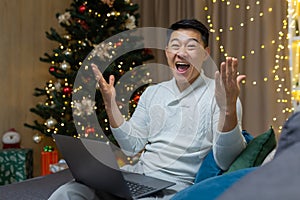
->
[217, 111, 300, 200]
[0, 169, 73, 200]
[1, 111, 298, 200]
[173, 111, 300, 200]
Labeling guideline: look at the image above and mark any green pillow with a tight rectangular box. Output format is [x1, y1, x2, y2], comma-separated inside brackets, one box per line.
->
[226, 127, 276, 173]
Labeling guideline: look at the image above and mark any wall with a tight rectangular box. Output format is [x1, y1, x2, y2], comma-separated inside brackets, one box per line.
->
[0, 0, 71, 177]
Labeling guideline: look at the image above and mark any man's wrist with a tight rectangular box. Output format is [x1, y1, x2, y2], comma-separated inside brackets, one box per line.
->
[219, 107, 236, 116]
[218, 109, 238, 132]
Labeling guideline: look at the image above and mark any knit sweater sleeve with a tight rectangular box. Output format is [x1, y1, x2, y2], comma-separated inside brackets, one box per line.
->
[213, 99, 246, 170]
[110, 87, 152, 156]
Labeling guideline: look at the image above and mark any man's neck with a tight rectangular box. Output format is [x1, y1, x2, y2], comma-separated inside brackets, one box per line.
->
[176, 74, 200, 92]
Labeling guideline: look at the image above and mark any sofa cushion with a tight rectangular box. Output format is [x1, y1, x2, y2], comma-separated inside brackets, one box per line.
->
[194, 150, 222, 184]
[194, 130, 253, 183]
[226, 127, 276, 173]
[0, 169, 73, 200]
[218, 112, 300, 200]
[172, 167, 257, 200]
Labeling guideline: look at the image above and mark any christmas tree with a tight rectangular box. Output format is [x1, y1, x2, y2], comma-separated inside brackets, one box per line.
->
[25, 0, 153, 144]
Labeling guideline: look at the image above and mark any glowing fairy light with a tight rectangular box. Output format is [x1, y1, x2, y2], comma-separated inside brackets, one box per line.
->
[204, 0, 292, 132]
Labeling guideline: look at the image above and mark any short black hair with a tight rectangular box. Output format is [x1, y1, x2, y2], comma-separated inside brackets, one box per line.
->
[168, 19, 209, 47]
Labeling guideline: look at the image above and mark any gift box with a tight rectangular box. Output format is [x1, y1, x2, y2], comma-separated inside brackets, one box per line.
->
[49, 159, 68, 173]
[0, 148, 33, 185]
[41, 149, 58, 176]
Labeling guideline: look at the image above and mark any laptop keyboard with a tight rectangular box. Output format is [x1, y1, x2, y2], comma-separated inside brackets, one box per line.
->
[126, 180, 156, 197]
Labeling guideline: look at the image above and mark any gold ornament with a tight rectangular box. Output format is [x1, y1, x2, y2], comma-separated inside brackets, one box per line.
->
[45, 117, 57, 129]
[32, 133, 43, 143]
[60, 60, 71, 71]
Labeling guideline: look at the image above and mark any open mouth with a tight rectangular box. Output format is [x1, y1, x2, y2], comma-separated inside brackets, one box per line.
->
[175, 62, 190, 73]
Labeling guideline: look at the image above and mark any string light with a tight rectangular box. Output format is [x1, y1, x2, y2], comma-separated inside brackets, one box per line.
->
[289, 0, 300, 113]
[204, 0, 292, 133]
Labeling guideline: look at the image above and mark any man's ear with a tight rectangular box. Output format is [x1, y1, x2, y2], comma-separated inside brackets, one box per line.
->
[203, 47, 210, 61]
[165, 46, 170, 58]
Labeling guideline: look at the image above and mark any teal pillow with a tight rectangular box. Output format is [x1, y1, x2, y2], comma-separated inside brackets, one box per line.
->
[226, 127, 276, 173]
[194, 130, 253, 183]
[194, 150, 222, 184]
[172, 167, 257, 200]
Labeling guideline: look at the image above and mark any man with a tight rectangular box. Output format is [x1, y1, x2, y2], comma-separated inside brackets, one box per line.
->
[49, 19, 246, 200]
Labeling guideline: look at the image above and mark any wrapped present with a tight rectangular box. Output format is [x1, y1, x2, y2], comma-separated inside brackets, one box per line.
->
[41, 146, 58, 176]
[0, 148, 33, 185]
[49, 159, 68, 173]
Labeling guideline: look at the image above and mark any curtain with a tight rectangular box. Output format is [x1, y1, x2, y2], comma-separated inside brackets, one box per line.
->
[133, 0, 291, 137]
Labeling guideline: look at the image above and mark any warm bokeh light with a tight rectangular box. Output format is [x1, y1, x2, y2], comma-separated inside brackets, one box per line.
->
[203, 0, 296, 133]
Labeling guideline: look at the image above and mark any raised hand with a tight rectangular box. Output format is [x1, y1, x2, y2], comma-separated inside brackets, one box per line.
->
[91, 63, 124, 128]
[215, 57, 246, 131]
[91, 63, 116, 107]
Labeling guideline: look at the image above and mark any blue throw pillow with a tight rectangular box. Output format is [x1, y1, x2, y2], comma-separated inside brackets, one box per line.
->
[194, 130, 253, 183]
[194, 150, 222, 183]
[241, 130, 254, 143]
[172, 167, 257, 200]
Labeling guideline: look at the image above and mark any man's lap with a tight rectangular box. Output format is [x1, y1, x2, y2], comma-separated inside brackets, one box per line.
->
[48, 180, 186, 200]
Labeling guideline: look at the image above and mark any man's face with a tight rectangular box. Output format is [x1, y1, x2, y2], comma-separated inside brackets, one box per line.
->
[165, 28, 209, 86]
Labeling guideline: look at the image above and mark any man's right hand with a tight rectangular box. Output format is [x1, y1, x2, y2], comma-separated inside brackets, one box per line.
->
[91, 63, 124, 128]
[91, 63, 116, 107]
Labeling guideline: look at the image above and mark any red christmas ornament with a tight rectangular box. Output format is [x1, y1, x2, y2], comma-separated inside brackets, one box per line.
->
[77, 19, 89, 30]
[81, 21, 89, 30]
[132, 94, 141, 104]
[85, 127, 95, 135]
[115, 41, 122, 47]
[49, 66, 56, 72]
[62, 86, 72, 95]
[78, 5, 87, 13]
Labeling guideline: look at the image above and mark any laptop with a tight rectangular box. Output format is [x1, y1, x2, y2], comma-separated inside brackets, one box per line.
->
[53, 134, 175, 199]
